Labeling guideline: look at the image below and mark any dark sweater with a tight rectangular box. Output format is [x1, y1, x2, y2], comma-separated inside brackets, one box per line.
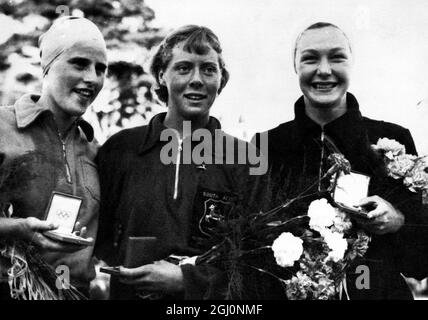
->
[95, 113, 267, 299]
[255, 92, 428, 299]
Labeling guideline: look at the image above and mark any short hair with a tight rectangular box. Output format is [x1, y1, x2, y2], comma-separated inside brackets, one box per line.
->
[293, 22, 352, 71]
[150, 25, 230, 104]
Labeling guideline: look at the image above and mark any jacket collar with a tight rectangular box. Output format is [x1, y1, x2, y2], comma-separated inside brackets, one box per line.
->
[293, 92, 373, 173]
[267, 92, 366, 157]
[294, 92, 363, 137]
[14, 94, 94, 142]
[138, 112, 222, 155]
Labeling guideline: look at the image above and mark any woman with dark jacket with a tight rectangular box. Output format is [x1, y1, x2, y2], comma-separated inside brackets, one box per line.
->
[254, 22, 428, 299]
[95, 25, 267, 300]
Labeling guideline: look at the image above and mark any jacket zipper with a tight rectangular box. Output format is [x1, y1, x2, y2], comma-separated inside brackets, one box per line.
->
[173, 138, 183, 200]
[318, 129, 325, 192]
[57, 130, 73, 184]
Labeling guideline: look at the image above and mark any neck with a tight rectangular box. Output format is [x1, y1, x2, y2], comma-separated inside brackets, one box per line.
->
[37, 94, 77, 136]
[304, 96, 347, 127]
[163, 110, 209, 139]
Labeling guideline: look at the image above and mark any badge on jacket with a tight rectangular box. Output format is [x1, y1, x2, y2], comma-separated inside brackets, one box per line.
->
[194, 189, 239, 237]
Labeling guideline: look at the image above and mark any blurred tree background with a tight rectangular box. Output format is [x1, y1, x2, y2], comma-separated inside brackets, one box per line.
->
[0, 0, 168, 143]
[1, 0, 426, 299]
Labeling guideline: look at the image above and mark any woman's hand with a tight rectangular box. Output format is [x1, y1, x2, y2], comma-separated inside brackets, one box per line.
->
[20, 217, 89, 252]
[354, 195, 405, 235]
[119, 260, 184, 294]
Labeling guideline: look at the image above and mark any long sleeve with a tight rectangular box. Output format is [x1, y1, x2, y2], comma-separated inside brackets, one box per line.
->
[390, 129, 428, 279]
[94, 138, 125, 265]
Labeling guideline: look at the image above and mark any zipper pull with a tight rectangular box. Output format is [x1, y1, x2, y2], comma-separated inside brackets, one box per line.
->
[197, 164, 206, 171]
[173, 139, 183, 200]
[58, 132, 72, 184]
[62, 142, 72, 184]
[318, 129, 325, 192]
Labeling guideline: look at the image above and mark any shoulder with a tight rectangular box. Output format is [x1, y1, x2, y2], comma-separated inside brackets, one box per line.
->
[363, 117, 413, 141]
[97, 125, 148, 169]
[252, 120, 297, 158]
[99, 125, 147, 155]
[263, 120, 295, 140]
[215, 130, 256, 165]
[214, 130, 268, 175]
[363, 117, 411, 136]
[252, 120, 295, 145]
[221, 130, 252, 152]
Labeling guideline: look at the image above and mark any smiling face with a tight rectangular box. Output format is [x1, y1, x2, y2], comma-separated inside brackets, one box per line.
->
[159, 41, 222, 123]
[295, 26, 352, 111]
[42, 41, 107, 121]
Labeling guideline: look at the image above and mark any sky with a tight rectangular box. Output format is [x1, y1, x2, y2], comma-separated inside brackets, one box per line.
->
[146, 0, 428, 153]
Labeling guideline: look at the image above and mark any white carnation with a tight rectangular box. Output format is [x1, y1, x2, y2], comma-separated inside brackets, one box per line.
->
[386, 154, 416, 179]
[323, 230, 348, 262]
[271, 232, 304, 267]
[332, 210, 353, 233]
[308, 199, 337, 233]
[404, 156, 428, 192]
[372, 138, 406, 160]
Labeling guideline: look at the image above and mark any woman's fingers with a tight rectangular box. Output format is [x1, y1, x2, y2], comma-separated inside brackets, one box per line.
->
[26, 217, 58, 232]
[72, 222, 90, 239]
[358, 195, 387, 219]
[23, 218, 91, 251]
[73, 226, 87, 237]
[32, 233, 84, 252]
[119, 265, 151, 280]
[366, 207, 387, 220]
[354, 195, 403, 234]
[79, 226, 87, 238]
[358, 195, 379, 208]
[119, 265, 156, 287]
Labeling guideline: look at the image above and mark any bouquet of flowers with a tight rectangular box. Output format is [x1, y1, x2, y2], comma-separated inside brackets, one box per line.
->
[272, 198, 370, 299]
[372, 138, 428, 194]
[195, 153, 370, 300]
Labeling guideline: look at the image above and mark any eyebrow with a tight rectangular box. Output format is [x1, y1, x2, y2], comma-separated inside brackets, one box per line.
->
[300, 47, 347, 54]
[201, 61, 219, 66]
[172, 59, 219, 66]
[172, 60, 192, 64]
[69, 57, 107, 70]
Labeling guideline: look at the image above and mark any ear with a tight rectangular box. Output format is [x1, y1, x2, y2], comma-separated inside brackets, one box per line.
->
[217, 69, 229, 95]
[293, 57, 298, 74]
[158, 70, 166, 86]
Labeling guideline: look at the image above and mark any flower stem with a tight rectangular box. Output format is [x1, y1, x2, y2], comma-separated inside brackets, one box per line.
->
[239, 262, 292, 280]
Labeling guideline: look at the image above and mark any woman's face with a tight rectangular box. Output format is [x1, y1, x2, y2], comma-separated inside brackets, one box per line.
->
[295, 26, 352, 110]
[159, 41, 222, 122]
[43, 42, 107, 119]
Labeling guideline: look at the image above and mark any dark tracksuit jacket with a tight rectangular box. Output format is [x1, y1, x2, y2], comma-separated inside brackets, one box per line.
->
[255, 92, 428, 299]
[95, 112, 267, 299]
